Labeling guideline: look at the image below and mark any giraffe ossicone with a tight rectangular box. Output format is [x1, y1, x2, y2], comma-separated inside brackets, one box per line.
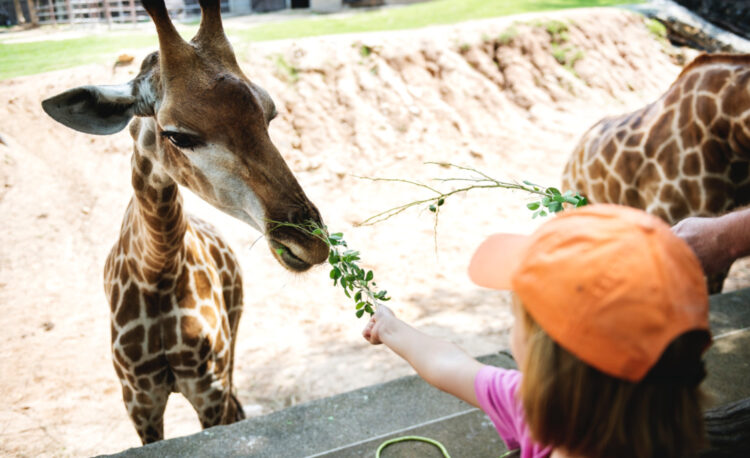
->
[562, 52, 750, 293]
[42, 0, 328, 444]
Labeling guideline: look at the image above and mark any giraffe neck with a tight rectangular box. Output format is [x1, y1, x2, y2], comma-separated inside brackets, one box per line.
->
[125, 144, 188, 284]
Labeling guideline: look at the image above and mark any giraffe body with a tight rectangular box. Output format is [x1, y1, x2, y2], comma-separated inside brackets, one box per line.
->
[562, 53, 750, 291]
[563, 53, 750, 222]
[104, 140, 245, 442]
[42, 0, 328, 444]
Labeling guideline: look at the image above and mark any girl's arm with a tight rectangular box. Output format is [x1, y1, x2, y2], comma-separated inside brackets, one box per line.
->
[363, 305, 484, 407]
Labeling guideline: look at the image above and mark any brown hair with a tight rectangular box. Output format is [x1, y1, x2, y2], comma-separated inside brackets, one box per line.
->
[517, 304, 709, 458]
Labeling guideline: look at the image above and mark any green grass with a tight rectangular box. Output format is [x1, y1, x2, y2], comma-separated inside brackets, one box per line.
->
[646, 17, 667, 40]
[0, 33, 160, 79]
[0, 0, 640, 80]
[235, 0, 638, 41]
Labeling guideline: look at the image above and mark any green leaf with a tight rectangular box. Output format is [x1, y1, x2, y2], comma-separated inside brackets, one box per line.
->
[429, 204, 437, 212]
[343, 250, 361, 262]
[527, 202, 540, 211]
[366, 270, 374, 282]
[437, 198, 445, 206]
[356, 301, 365, 310]
[548, 201, 563, 213]
[356, 309, 365, 318]
[365, 304, 374, 315]
[354, 291, 362, 302]
[547, 187, 561, 196]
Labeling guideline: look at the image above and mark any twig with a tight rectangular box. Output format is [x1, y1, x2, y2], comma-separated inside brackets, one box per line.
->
[356, 163, 588, 251]
[267, 219, 390, 318]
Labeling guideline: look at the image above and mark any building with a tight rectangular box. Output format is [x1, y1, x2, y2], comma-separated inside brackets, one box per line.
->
[0, 0, 424, 26]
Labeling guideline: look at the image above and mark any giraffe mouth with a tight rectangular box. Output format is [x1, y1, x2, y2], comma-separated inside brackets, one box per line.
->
[270, 240, 314, 272]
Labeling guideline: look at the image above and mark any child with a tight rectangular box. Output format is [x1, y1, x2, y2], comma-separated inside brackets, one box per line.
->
[363, 204, 711, 458]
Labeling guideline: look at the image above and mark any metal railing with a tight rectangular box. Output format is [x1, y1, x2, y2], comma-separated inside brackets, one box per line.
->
[5, 0, 231, 26]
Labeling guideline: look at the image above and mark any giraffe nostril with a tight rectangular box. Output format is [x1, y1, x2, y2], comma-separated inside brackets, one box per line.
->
[287, 208, 306, 226]
[287, 204, 323, 228]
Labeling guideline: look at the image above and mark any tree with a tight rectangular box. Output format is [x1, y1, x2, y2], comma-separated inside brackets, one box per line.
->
[12, 0, 26, 25]
[24, 0, 38, 26]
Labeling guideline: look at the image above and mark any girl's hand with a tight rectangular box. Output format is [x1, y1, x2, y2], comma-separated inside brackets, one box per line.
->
[361, 303, 483, 407]
[362, 304, 396, 345]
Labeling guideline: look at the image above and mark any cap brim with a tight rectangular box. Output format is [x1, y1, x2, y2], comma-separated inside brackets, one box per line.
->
[468, 233, 531, 290]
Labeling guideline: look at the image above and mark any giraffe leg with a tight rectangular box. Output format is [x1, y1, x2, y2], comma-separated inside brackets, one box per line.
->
[230, 391, 246, 421]
[119, 378, 170, 444]
[177, 372, 243, 428]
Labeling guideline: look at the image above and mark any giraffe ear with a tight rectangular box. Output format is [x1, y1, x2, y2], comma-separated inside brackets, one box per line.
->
[42, 84, 137, 135]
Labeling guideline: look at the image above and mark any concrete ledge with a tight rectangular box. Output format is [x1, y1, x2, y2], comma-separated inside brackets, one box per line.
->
[105, 352, 515, 457]
[106, 288, 750, 458]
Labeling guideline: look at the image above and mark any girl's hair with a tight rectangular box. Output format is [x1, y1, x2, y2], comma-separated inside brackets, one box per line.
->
[517, 303, 709, 458]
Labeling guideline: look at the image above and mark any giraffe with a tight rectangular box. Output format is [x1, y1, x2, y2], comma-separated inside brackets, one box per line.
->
[562, 53, 750, 293]
[41, 0, 329, 444]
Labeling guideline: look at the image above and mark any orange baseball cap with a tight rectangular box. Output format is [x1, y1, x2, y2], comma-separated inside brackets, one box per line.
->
[468, 204, 710, 382]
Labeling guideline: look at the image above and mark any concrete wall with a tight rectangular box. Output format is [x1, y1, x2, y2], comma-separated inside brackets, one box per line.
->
[230, 0, 252, 14]
[310, 0, 341, 12]
[284, 0, 427, 13]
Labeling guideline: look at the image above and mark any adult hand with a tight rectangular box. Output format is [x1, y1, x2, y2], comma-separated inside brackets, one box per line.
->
[672, 216, 732, 277]
[362, 304, 396, 345]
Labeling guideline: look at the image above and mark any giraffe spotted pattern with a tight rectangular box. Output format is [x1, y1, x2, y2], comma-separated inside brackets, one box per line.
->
[104, 152, 244, 443]
[562, 53, 750, 292]
[40, 0, 328, 443]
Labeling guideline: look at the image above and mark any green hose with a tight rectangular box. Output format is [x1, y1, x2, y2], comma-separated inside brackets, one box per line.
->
[375, 435, 520, 458]
[375, 435, 450, 457]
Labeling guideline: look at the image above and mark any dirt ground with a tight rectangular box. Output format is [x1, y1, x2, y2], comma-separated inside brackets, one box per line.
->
[2, 8, 748, 457]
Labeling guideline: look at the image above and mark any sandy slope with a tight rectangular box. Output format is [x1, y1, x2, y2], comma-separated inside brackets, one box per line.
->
[1, 8, 745, 457]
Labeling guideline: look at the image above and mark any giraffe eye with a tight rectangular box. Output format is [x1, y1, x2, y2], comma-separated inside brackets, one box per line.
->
[161, 131, 203, 149]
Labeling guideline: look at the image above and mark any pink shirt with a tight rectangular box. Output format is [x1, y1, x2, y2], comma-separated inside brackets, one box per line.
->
[474, 365, 553, 458]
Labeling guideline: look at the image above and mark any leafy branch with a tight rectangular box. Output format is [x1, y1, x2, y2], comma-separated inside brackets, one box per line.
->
[357, 162, 588, 225]
[267, 164, 586, 319]
[269, 220, 390, 318]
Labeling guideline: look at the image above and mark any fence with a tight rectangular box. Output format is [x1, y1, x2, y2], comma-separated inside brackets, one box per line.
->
[1, 0, 231, 25]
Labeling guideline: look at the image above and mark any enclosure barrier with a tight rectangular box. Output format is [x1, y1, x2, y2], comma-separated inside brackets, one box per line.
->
[1, 0, 230, 25]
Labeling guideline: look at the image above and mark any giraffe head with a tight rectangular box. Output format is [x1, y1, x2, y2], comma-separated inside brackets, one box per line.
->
[42, 0, 328, 272]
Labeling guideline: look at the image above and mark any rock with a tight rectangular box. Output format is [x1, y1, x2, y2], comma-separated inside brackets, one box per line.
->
[630, 0, 750, 52]
[675, 0, 750, 40]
